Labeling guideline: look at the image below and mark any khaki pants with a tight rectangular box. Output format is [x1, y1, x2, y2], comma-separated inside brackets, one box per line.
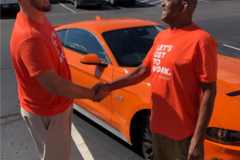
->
[21, 104, 73, 160]
[152, 132, 193, 160]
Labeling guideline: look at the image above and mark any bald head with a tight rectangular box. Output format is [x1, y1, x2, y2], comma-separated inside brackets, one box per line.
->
[160, 0, 198, 29]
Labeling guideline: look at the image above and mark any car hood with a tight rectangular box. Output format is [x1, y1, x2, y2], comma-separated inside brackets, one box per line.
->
[212, 55, 240, 131]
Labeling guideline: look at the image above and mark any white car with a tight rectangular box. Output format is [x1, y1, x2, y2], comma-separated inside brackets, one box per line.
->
[0, 0, 19, 12]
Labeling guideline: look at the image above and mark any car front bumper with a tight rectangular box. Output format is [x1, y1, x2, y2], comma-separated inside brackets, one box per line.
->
[205, 140, 240, 160]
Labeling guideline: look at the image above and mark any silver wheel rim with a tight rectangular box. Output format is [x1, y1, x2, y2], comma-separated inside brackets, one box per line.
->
[74, 0, 77, 7]
[142, 117, 153, 160]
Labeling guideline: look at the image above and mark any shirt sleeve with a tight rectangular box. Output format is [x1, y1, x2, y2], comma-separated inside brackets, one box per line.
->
[193, 40, 218, 83]
[19, 38, 54, 77]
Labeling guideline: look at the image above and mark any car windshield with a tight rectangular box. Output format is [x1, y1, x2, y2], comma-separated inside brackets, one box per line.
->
[102, 25, 165, 67]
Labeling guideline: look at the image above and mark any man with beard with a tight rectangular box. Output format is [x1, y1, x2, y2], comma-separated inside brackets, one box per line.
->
[10, 0, 109, 160]
[99, 0, 217, 159]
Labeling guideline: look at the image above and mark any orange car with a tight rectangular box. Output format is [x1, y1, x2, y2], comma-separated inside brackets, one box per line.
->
[55, 17, 240, 160]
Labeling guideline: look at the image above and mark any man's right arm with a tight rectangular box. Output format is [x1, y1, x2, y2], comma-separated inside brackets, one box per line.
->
[35, 68, 107, 100]
[106, 63, 151, 91]
[19, 38, 108, 100]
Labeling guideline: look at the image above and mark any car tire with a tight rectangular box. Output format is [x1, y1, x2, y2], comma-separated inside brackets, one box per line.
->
[74, 0, 80, 8]
[141, 115, 153, 160]
[129, 0, 135, 6]
[132, 113, 153, 160]
[96, 4, 102, 7]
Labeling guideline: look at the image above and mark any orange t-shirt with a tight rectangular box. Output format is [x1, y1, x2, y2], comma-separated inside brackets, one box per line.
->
[10, 12, 73, 116]
[143, 23, 217, 140]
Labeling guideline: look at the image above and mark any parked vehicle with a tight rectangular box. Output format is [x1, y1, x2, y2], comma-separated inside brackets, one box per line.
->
[54, 17, 240, 160]
[105, 0, 136, 6]
[0, 0, 19, 12]
[66, 0, 102, 8]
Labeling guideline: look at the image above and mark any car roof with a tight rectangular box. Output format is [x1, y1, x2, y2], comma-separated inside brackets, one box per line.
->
[57, 17, 163, 33]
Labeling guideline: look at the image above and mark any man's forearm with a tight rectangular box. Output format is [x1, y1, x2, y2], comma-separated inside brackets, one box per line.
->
[51, 78, 95, 99]
[35, 68, 96, 99]
[109, 64, 150, 91]
[193, 87, 216, 143]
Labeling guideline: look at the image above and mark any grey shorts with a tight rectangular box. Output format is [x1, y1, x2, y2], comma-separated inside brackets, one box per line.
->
[152, 132, 196, 160]
[21, 104, 73, 160]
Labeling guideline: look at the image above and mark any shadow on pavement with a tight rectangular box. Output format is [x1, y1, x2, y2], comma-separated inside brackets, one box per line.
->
[72, 109, 144, 159]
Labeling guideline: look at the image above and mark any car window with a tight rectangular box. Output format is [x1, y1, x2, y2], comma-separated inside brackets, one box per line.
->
[102, 25, 165, 67]
[64, 29, 109, 63]
[56, 30, 67, 45]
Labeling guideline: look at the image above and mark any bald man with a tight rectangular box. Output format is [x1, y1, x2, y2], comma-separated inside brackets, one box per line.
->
[99, 0, 217, 159]
[10, 0, 109, 160]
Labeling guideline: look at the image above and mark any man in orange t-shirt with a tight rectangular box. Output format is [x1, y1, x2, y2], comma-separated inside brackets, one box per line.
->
[100, 0, 217, 159]
[10, 0, 109, 160]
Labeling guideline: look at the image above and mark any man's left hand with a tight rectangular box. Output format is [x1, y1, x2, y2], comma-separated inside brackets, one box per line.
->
[188, 139, 204, 160]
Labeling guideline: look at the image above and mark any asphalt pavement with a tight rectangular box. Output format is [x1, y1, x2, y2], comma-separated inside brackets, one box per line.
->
[1, 0, 240, 160]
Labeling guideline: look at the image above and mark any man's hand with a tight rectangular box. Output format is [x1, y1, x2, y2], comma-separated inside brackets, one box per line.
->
[99, 83, 111, 92]
[188, 139, 204, 160]
[91, 82, 110, 102]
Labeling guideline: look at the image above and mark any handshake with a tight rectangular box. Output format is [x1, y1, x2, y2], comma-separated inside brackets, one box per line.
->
[91, 82, 112, 102]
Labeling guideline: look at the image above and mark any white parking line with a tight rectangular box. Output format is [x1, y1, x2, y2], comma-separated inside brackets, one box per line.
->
[71, 123, 95, 160]
[223, 44, 240, 51]
[149, 0, 162, 4]
[58, 2, 76, 13]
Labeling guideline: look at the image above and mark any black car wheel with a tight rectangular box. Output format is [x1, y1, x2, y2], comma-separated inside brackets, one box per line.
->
[129, 0, 135, 6]
[132, 112, 153, 160]
[141, 115, 153, 160]
[96, 4, 102, 7]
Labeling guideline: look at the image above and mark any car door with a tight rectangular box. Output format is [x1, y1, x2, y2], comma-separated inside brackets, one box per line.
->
[57, 28, 113, 125]
[101, 26, 155, 138]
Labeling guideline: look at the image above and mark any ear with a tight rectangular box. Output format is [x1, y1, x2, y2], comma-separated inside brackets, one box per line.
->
[182, 1, 188, 13]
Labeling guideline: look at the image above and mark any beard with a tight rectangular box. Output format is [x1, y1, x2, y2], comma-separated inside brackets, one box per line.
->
[31, 0, 52, 12]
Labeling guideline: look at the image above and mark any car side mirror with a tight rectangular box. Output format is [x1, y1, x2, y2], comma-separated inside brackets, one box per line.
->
[80, 54, 108, 67]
